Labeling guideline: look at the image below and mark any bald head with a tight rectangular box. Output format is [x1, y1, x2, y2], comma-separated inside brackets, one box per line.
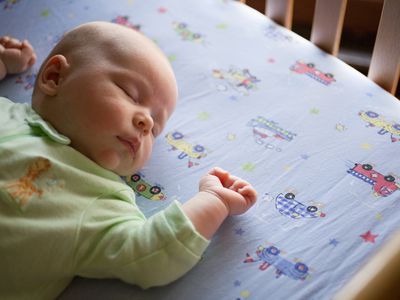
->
[49, 22, 163, 62]
[32, 21, 176, 109]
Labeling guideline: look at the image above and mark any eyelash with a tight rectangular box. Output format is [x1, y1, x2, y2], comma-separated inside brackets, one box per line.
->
[118, 85, 138, 103]
[117, 83, 159, 136]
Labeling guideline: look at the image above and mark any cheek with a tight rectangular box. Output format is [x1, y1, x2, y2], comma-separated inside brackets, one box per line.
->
[139, 140, 153, 165]
[85, 100, 128, 132]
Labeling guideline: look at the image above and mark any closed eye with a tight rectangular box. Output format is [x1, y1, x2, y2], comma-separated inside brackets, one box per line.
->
[117, 84, 138, 103]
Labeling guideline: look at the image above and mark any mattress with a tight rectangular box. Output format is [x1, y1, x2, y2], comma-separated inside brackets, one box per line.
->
[1, 0, 399, 299]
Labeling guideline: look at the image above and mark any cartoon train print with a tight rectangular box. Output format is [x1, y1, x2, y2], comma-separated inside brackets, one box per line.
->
[275, 193, 326, 219]
[125, 173, 165, 201]
[244, 245, 310, 281]
[359, 110, 400, 142]
[172, 22, 204, 43]
[165, 131, 207, 167]
[248, 116, 296, 148]
[212, 66, 260, 96]
[290, 61, 336, 85]
[112, 15, 141, 30]
[347, 163, 399, 197]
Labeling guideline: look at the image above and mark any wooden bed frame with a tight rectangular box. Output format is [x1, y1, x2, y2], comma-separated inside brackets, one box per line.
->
[241, 0, 400, 97]
[240, 1, 400, 299]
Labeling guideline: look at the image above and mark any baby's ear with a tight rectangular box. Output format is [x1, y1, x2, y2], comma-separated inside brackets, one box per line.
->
[37, 54, 69, 96]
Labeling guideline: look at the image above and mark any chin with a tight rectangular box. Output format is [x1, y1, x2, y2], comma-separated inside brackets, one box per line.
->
[115, 169, 134, 177]
[115, 166, 141, 177]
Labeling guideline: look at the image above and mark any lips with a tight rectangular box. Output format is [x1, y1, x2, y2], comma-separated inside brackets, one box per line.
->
[117, 136, 139, 156]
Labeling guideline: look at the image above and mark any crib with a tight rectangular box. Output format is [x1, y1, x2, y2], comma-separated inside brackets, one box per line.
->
[0, 0, 399, 299]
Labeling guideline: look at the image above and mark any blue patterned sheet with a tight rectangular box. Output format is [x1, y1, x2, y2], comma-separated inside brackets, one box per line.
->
[1, 1, 400, 299]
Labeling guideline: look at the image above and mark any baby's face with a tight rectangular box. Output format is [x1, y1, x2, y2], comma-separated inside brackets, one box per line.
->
[54, 30, 177, 175]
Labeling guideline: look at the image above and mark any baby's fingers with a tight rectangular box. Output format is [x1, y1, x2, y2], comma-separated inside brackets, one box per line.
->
[0, 36, 22, 48]
[230, 179, 249, 192]
[238, 185, 258, 205]
[209, 167, 234, 187]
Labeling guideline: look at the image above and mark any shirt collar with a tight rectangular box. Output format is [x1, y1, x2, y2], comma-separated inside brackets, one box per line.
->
[25, 112, 71, 145]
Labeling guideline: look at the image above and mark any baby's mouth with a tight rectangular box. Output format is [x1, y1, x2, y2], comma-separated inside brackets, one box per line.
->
[117, 136, 139, 156]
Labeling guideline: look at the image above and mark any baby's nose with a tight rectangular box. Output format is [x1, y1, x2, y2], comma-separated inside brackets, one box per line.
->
[134, 113, 153, 135]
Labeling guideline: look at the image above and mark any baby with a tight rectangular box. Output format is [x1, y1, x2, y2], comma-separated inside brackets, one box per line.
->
[0, 36, 36, 80]
[0, 22, 257, 299]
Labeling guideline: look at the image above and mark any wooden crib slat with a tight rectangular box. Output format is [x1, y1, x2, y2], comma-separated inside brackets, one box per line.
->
[310, 0, 348, 56]
[265, 0, 294, 30]
[368, 0, 400, 96]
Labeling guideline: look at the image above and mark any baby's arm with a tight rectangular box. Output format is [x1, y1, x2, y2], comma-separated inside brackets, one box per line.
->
[74, 168, 256, 288]
[0, 36, 36, 80]
[182, 167, 257, 240]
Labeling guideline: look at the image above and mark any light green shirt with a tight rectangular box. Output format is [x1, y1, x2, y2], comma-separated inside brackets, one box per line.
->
[0, 97, 209, 300]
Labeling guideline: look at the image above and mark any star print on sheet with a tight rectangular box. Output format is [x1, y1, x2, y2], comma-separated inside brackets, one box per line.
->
[41, 9, 50, 17]
[360, 230, 378, 243]
[329, 239, 339, 247]
[242, 163, 255, 172]
[235, 228, 245, 236]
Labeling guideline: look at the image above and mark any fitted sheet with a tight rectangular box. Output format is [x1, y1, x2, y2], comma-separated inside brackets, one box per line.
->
[1, 0, 400, 299]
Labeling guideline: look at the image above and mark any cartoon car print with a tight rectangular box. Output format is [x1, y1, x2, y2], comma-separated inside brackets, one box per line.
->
[165, 131, 207, 160]
[112, 15, 141, 30]
[172, 22, 204, 43]
[248, 116, 296, 144]
[212, 66, 260, 95]
[347, 163, 399, 197]
[244, 245, 310, 281]
[275, 193, 326, 219]
[126, 173, 165, 201]
[359, 110, 400, 142]
[290, 61, 336, 85]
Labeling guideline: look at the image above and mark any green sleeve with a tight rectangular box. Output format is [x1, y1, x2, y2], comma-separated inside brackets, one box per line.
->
[75, 199, 209, 288]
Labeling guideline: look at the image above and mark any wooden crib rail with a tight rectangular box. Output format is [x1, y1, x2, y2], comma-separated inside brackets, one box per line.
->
[309, 0, 347, 57]
[240, 0, 400, 96]
[368, 0, 400, 95]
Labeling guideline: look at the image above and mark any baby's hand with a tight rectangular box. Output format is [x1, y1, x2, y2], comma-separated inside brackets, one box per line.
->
[199, 167, 257, 215]
[0, 36, 36, 79]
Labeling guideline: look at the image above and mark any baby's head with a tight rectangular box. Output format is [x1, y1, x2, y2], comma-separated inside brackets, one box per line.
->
[32, 21, 177, 176]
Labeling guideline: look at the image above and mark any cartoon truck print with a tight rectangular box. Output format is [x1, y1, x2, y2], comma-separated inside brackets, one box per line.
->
[275, 193, 326, 219]
[290, 61, 336, 85]
[248, 116, 297, 145]
[212, 66, 260, 95]
[166, 131, 207, 168]
[126, 173, 165, 201]
[172, 22, 204, 43]
[359, 110, 400, 142]
[244, 245, 310, 281]
[347, 163, 399, 197]
[166, 131, 207, 160]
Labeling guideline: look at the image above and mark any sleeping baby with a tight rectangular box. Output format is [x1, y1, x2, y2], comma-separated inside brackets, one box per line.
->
[0, 22, 257, 299]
